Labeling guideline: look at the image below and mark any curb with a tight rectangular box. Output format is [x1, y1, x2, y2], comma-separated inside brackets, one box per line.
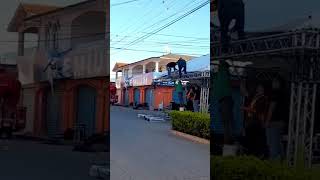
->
[171, 130, 210, 144]
[14, 134, 50, 142]
[14, 135, 74, 145]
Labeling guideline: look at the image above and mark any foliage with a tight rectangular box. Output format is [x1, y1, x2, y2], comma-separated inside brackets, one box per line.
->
[211, 156, 320, 180]
[169, 111, 210, 139]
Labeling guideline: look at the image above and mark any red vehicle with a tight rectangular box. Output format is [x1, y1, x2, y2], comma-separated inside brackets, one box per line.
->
[0, 70, 26, 134]
[110, 82, 118, 105]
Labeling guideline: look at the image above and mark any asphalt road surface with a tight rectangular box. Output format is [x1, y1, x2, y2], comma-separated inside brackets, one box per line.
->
[0, 140, 100, 180]
[110, 106, 210, 180]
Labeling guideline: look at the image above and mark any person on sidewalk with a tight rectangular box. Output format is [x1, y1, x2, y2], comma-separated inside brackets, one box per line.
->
[186, 87, 194, 111]
[265, 78, 287, 160]
[193, 86, 201, 112]
[175, 80, 184, 107]
[242, 84, 269, 158]
[213, 60, 234, 145]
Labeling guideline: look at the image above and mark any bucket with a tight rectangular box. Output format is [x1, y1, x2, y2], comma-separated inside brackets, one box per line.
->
[222, 144, 238, 156]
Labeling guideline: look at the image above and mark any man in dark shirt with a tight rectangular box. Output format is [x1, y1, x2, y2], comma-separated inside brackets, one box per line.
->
[193, 86, 201, 112]
[177, 58, 187, 78]
[166, 62, 177, 77]
[266, 78, 287, 160]
[218, 0, 245, 53]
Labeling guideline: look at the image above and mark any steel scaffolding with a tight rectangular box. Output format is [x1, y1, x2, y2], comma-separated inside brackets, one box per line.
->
[157, 71, 210, 113]
[211, 28, 320, 167]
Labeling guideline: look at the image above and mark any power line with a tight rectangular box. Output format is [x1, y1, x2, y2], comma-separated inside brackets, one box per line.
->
[112, 0, 179, 46]
[111, 32, 209, 41]
[111, 0, 154, 37]
[111, 1, 204, 47]
[136, 0, 203, 36]
[112, 0, 201, 46]
[110, 46, 203, 56]
[112, 38, 209, 45]
[139, 32, 209, 40]
[113, 41, 209, 48]
[111, 0, 140, 7]
[113, 0, 209, 55]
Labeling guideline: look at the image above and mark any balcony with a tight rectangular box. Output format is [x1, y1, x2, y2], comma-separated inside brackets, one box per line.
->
[16, 47, 37, 85]
[116, 72, 166, 88]
[66, 40, 108, 79]
[17, 40, 108, 84]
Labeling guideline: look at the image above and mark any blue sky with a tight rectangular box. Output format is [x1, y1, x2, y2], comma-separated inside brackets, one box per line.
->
[110, 0, 210, 79]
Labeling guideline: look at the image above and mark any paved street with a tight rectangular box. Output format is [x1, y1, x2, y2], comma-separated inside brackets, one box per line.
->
[0, 140, 99, 180]
[110, 106, 210, 180]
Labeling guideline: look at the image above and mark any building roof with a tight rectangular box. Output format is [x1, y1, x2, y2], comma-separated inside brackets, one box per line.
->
[119, 53, 195, 70]
[24, 0, 98, 21]
[8, 0, 99, 32]
[112, 62, 128, 72]
[7, 3, 62, 32]
[21, 3, 61, 16]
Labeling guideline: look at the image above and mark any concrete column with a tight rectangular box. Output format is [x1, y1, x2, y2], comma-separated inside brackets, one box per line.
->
[116, 71, 118, 79]
[155, 61, 159, 73]
[143, 64, 146, 74]
[18, 32, 24, 56]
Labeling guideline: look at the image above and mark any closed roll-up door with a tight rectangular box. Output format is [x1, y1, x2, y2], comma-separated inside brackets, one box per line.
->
[76, 86, 97, 137]
[46, 89, 62, 138]
[134, 88, 140, 105]
[124, 89, 129, 106]
[145, 88, 153, 107]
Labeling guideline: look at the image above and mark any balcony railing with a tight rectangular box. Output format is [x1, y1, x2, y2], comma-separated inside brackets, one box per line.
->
[17, 40, 108, 83]
[65, 40, 108, 79]
[116, 72, 166, 88]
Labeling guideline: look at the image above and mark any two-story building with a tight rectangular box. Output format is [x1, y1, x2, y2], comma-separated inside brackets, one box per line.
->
[8, 0, 109, 138]
[113, 54, 193, 109]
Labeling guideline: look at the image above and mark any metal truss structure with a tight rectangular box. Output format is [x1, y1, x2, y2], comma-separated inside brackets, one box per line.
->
[156, 71, 210, 113]
[287, 81, 317, 167]
[212, 28, 320, 167]
[164, 71, 210, 80]
[200, 77, 210, 113]
[212, 29, 320, 62]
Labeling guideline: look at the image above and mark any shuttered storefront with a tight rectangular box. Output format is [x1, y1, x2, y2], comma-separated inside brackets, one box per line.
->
[76, 86, 97, 137]
[144, 88, 153, 107]
[22, 86, 36, 133]
[124, 89, 129, 106]
[134, 88, 140, 105]
[46, 89, 63, 138]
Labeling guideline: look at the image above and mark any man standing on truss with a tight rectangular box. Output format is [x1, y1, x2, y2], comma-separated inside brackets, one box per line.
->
[216, 0, 245, 53]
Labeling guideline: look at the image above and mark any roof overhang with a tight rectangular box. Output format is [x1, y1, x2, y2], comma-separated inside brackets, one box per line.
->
[7, 3, 61, 32]
[23, 0, 98, 22]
